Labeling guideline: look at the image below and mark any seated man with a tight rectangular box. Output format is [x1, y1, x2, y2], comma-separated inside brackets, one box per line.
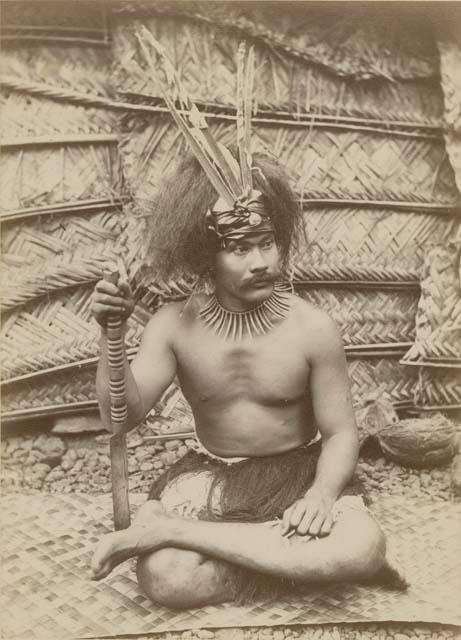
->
[90, 149, 402, 609]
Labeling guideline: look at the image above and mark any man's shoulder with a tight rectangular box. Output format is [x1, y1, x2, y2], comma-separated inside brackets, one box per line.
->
[144, 295, 206, 332]
[291, 294, 338, 335]
[291, 295, 343, 356]
[142, 300, 185, 340]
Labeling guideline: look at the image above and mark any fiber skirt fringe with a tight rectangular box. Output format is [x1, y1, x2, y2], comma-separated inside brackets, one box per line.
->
[148, 442, 365, 603]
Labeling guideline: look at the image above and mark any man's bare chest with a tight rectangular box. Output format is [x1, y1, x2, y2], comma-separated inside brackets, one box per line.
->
[175, 326, 309, 403]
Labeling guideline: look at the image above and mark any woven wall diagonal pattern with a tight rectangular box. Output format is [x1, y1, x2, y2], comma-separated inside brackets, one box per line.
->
[1, 278, 417, 384]
[402, 243, 461, 366]
[2, 0, 110, 46]
[119, 116, 459, 207]
[0, 289, 143, 381]
[436, 20, 461, 195]
[299, 288, 418, 346]
[292, 208, 460, 283]
[1, 209, 124, 259]
[113, 16, 444, 124]
[0, 45, 112, 97]
[1, 144, 122, 212]
[415, 367, 461, 409]
[348, 358, 418, 407]
[2, 493, 460, 639]
[1, 209, 128, 311]
[0, 91, 119, 140]
[114, 2, 439, 81]
[1, 366, 97, 414]
[1, 247, 116, 312]
[1, 352, 418, 419]
[2, 8, 458, 421]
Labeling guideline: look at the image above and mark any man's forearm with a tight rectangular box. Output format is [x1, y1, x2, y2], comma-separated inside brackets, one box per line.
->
[310, 431, 359, 500]
[96, 328, 145, 433]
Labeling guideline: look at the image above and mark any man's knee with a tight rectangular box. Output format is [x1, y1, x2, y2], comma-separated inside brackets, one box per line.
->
[136, 548, 210, 609]
[337, 512, 386, 578]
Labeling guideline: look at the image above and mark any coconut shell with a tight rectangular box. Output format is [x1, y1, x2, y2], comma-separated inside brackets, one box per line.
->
[377, 413, 459, 468]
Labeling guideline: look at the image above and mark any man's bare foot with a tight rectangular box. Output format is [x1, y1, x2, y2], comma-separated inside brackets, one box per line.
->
[91, 500, 170, 580]
[91, 528, 138, 580]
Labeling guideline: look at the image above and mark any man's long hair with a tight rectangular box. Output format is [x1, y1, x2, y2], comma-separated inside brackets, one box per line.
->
[143, 147, 302, 280]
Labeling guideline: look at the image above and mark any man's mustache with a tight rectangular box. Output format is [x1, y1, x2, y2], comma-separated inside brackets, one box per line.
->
[244, 273, 277, 287]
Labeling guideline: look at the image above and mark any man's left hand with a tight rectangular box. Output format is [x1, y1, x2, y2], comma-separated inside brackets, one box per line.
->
[281, 488, 336, 538]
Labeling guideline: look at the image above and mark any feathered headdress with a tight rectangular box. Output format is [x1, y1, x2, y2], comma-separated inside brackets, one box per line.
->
[136, 28, 272, 246]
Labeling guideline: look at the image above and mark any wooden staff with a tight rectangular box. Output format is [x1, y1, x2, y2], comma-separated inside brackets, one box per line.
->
[104, 270, 131, 530]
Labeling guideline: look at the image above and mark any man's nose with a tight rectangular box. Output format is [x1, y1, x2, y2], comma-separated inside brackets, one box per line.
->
[249, 248, 268, 273]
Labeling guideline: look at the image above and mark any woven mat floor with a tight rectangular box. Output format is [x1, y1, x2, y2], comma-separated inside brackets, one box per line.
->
[1, 493, 460, 639]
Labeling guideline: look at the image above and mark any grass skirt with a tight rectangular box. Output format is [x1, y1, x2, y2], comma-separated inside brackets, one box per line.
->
[148, 442, 366, 603]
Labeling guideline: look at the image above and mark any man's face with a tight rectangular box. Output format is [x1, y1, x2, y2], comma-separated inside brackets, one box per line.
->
[213, 232, 281, 311]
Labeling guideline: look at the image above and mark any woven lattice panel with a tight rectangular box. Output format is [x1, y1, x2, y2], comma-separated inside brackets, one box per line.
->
[298, 288, 418, 346]
[113, 3, 438, 81]
[1, 349, 417, 418]
[443, 133, 461, 201]
[1, 366, 97, 415]
[1, 144, 121, 213]
[402, 243, 461, 366]
[436, 18, 461, 195]
[1, 367, 194, 439]
[348, 357, 418, 407]
[0, 251, 109, 312]
[0, 208, 132, 311]
[0, 44, 112, 97]
[119, 116, 459, 206]
[1, 493, 460, 639]
[414, 367, 461, 410]
[146, 380, 196, 435]
[0, 209, 147, 383]
[112, 16, 443, 123]
[0, 287, 146, 381]
[293, 208, 460, 283]
[0, 91, 119, 140]
[1, 1, 109, 46]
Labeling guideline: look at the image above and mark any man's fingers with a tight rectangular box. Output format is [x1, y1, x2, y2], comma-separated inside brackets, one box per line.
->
[307, 513, 325, 537]
[95, 280, 120, 296]
[281, 506, 294, 534]
[296, 510, 317, 536]
[95, 279, 133, 303]
[118, 280, 132, 297]
[289, 501, 308, 530]
[319, 514, 334, 537]
[92, 302, 125, 318]
[94, 293, 126, 307]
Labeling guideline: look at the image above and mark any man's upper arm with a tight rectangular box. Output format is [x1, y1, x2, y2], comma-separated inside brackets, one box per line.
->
[307, 312, 357, 439]
[130, 305, 178, 415]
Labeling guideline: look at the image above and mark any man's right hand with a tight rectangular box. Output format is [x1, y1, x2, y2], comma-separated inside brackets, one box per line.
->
[91, 278, 135, 329]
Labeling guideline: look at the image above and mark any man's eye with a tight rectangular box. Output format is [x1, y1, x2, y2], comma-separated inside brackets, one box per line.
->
[233, 245, 248, 255]
[262, 239, 274, 249]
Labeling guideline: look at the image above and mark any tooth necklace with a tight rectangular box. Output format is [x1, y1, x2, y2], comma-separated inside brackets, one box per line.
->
[199, 282, 291, 340]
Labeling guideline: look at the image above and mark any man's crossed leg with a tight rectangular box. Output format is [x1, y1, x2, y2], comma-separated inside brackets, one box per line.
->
[91, 499, 387, 609]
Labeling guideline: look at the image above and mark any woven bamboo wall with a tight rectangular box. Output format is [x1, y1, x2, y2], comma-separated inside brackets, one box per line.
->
[1, 2, 460, 427]
[402, 17, 461, 411]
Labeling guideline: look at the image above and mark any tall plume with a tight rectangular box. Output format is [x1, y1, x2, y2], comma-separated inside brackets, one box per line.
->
[135, 27, 256, 206]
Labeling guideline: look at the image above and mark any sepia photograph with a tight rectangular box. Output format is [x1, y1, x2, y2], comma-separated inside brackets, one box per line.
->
[1, 1, 460, 639]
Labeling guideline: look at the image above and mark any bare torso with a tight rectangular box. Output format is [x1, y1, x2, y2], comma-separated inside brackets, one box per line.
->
[172, 294, 317, 457]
